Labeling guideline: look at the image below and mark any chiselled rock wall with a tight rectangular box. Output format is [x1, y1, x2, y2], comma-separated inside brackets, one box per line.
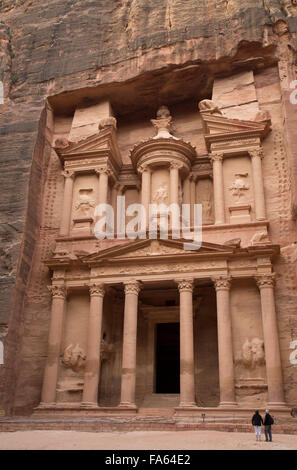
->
[0, 0, 297, 414]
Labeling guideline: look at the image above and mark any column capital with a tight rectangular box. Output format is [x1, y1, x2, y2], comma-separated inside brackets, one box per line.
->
[255, 273, 276, 289]
[48, 285, 67, 299]
[89, 283, 105, 297]
[170, 161, 183, 171]
[95, 165, 112, 176]
[212, 275, 232, 291]
[124, 280, 142, 295]
[210, 152, 224, 162]
[249, 147, 264, 160]
[61, 169, 74, 179]
[138, 164, 151, 175]
[176, 278, 194, 293]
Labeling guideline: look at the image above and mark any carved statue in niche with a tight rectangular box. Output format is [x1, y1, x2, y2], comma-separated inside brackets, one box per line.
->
[62, 343, 86, 372]
[74, 188, 95, 218]
[152, 184, 168, 204]
[228, 173, 249, 203]
[200, 179, 214, 223]
[100, 339, 115, 361]
[235, 338, 266, 401]
[241, 338, 265, 369]
[151, 106, 178, 140]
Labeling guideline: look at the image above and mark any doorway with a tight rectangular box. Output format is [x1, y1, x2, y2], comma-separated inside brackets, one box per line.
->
[155, 322, 180, 393]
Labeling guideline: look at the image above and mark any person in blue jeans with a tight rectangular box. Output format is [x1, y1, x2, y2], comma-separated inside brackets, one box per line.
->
[264, 410, 274, 442]
[252, 410, 264, 441]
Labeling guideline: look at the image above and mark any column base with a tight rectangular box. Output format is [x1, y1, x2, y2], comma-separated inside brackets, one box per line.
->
[118, 402, 138, 410]
[219, 402, 238, 408]
[37, 402, 57, 408]
[80, 402, 99, 408]
[176, 402, 198, 409]
[266, 402, 288, 409]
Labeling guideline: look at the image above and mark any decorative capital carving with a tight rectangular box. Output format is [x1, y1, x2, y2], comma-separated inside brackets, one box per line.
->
[124, 280, 142, 296]
[170, 161, 183, 171]
[61, 169, 74, 179]
[95, 165, 112, 177]
[255, 273, 276, 289]
[48, 285, 67, 299]
[249, 148, 264, 160]
[89, 283, 105, 297]
[176, 278, 194, 293]
[138, 164, 151, 175]
[212, 276, 232, 291]
[210, 152, 224, 162]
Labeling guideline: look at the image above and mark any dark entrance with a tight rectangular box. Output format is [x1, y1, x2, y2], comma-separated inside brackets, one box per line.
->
[155, 322, 180, 393]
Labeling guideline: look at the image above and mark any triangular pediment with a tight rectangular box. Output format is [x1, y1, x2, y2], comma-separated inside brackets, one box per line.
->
[202, 114, 270, 138]
[55, 127, 121, 166]
[81, 238, 234, 265]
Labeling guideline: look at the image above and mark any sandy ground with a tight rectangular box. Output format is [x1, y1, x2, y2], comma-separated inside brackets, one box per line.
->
[0, 430, 296, 450]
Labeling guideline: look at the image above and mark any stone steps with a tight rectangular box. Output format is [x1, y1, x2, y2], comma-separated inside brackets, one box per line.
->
[0, 417, 296, 434]
[140, 394, 180, 408]
[138, 407, 175, 417]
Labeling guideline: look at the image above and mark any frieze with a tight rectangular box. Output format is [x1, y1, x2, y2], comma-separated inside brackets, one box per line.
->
[91, 260, 227, 277]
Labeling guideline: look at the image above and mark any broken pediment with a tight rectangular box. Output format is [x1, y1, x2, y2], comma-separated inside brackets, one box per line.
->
[54, 124, 122, 169]
[200, 111, 271, 152]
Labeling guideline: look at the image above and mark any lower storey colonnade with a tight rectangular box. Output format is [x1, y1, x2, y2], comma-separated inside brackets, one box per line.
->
[39, 274, 286, 412]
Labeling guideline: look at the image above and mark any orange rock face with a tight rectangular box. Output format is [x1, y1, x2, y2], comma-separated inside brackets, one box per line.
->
[0, 1, 297, 417]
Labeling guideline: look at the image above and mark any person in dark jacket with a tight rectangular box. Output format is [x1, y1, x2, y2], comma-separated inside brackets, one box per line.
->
[252, 410, 264, 441]
[264, 410, 274, 442]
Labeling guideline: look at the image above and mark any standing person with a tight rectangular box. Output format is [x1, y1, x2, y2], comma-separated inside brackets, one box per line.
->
[252, 410, 264, 441]
[264, 409, 274, 442]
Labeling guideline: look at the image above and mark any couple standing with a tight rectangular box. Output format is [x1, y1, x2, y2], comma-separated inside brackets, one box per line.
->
[252, 410, 274, 441]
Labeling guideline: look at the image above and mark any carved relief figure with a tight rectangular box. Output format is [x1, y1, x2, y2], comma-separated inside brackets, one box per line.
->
[240, 338, 265, 369]
[198, 99, 222, 115]
[101, 339, 115, 361]
[152, 184, 169, 204]
[74, 188, 95, 217]
[200, 179, 214, 223]
[228, 173, 249, 203]
[62, 344, 86, 372]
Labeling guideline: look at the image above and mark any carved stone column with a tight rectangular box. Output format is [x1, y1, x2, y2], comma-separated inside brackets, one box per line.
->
[212, 276, 237, 407]
[96, 167, 109, 206]
[82, 283, 105, 407]
[256, 274, 286, 406]
[189, 173, 197, 226]
[59, 170, 74, 236]
[183, 176, 191, 205]
[177, 278, 196, 407]
[119, 280, 141, 408]
[170, 162, 181, 206]
[211, 153, 225, 225]
[250, 148, 266, 220]
[139, 165, 151, 229]
[40, 285, 67, 405]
